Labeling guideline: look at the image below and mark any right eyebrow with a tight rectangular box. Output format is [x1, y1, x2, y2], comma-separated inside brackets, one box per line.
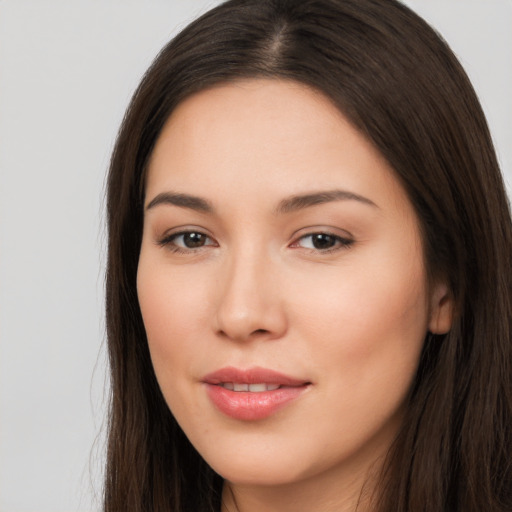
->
[145, 192, 214, 213]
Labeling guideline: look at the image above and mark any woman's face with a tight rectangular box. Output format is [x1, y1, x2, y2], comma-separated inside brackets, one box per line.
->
[137, 80, 452, 494]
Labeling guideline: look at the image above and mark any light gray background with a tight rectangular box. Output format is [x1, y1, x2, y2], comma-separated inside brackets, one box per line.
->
[0, 1, 510, 511]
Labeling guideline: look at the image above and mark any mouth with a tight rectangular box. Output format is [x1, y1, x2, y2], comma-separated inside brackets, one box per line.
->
[218, 382, 281, 392]
[203, 366, 311, 421]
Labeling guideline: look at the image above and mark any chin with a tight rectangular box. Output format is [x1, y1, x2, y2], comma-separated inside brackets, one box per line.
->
[200, 444, 311, 486]
[215, 463, 306, 488]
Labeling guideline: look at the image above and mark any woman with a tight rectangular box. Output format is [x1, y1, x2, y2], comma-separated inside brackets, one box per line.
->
[103, 0, 512, 510]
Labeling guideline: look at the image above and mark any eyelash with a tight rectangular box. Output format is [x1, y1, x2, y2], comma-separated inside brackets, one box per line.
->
[157, 230, 354, 254]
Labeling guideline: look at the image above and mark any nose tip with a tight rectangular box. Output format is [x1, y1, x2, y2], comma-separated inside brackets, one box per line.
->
[216, 311, 279, 343]
[213, 258, 287, 342]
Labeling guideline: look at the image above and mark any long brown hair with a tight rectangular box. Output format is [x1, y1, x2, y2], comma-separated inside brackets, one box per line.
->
[104, 0, 512, 510]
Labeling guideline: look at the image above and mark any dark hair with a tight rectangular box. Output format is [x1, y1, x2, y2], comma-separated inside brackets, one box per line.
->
[104, 0, 512, 510]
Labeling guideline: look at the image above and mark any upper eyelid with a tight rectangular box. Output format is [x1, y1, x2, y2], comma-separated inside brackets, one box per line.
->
[290, 225, 354, 241]
[158, 225, 214, 240]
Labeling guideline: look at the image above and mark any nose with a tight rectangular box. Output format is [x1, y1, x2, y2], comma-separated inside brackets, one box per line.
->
[214, 249, 288, 342]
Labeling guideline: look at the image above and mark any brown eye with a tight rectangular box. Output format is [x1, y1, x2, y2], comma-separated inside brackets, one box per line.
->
[179, 232, 208, 248]
[310, 233, 337, 250]
[159, 230, 216, 251]
[295, 232, 354, 252]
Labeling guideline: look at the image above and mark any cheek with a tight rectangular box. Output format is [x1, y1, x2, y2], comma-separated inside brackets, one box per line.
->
[136, 260, 210, 381]
[137, 262, 215, 427]
[291, 244, 429, 390]
[287, 264, 428, 456]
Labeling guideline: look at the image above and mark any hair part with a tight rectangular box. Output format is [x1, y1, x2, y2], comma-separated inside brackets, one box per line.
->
[104, 1, 512, 510]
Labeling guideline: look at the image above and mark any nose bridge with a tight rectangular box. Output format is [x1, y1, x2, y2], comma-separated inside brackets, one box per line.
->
[214, 241, 286, 341]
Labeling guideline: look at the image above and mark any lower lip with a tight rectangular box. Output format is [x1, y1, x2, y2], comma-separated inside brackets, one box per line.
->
[205, 384, 308, 421]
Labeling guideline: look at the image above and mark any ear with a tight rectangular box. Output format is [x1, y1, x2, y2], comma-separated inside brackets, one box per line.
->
[428, 282, 454, 334]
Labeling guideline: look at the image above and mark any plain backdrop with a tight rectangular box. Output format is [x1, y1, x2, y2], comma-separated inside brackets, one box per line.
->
[0, 1, 510, 511]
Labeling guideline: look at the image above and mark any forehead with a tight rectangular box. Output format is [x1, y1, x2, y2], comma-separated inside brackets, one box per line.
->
[146, 79, 411, 218]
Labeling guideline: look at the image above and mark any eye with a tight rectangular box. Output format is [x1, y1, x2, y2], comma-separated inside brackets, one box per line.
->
[292, 232, 354, 252]
[159, 230, 217, 252]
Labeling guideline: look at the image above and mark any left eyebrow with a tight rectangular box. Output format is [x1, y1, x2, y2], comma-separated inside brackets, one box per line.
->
[275, 189, 378, 214]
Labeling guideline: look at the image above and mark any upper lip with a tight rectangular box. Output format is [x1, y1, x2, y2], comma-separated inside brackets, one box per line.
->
[202, 366, 310, 387]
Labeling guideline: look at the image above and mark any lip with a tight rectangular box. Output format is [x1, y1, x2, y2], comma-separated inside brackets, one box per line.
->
[203, 366, 311, 421]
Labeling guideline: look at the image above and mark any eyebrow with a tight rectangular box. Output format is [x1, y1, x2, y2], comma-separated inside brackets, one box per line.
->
[275, 190, 378, 214]
[146, 192, 213, 213]
[145, 189, 378, 214]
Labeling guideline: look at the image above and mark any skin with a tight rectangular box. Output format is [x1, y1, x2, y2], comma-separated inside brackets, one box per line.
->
[137, 79, 453, 512]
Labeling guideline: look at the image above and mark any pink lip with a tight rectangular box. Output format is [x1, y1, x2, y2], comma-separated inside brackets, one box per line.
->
[203, 366, 311, 421]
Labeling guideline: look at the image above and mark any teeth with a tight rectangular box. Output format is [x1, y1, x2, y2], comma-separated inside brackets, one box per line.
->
[220, 383, 281, 392]
[248, 383, 267, 392]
